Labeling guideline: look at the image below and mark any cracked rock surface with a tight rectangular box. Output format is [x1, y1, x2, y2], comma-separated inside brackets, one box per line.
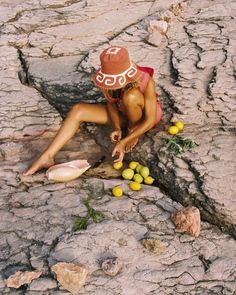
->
[0, 0, 236, 294]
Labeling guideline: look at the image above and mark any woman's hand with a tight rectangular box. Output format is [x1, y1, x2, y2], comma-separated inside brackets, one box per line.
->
[112, 140, 126, 163]
[110, 129, 122, 143]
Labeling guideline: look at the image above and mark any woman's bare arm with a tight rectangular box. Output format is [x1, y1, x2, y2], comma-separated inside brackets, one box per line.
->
[112, 79, 157, 162]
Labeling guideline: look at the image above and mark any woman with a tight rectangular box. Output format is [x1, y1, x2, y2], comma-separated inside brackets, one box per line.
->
[24, 46, 162, 176]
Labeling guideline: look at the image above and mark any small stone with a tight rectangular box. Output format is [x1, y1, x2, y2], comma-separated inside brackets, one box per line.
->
[148, 20, 168, 35]
[172, 206, 201, 237]
[4, 271, 42, 289]
[142, 238, 164, 255]
[160, 10, 174, 23]
[117, 238, 128, 246]
[101, 258, 123, 277]
[170, 2, 187, 16]
[51, 262, 88, 295]
[146, 31, 163, 47]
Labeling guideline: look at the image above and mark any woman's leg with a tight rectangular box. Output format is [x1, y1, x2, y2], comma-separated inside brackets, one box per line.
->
[24, 103, 112, 175]
[121, 89, 144, 152]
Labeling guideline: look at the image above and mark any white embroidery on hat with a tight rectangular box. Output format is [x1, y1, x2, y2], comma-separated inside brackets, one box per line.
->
[95, 63, 138, 87]
[106, 47, 121, 55]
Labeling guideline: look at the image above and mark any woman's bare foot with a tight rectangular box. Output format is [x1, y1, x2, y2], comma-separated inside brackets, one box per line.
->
[23, 153, 55, 176]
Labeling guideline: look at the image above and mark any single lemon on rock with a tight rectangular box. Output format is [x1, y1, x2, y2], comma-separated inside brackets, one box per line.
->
[133, 173, 143, 184]
[175, 121, 184, 131]
[136, 164, 143, 173]
[122, 168, 134, 180]
[144, 176, 155, 185]
[140, 166, 150, 178]
[129, 181, 142, 191]
[112, 186, 123, 197]
[129, 161, 139, 170]
[168, 126, 179, 135]
[113, 161, 123, 170]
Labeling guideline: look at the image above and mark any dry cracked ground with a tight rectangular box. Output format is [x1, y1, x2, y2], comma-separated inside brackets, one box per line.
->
[0, 0, 236, 294]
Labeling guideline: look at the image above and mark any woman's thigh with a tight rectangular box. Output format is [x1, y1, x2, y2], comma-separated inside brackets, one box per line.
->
[74, 103, 125, 126]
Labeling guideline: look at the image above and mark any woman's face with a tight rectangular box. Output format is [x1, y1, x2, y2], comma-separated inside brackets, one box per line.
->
[108, 88, 123, 99]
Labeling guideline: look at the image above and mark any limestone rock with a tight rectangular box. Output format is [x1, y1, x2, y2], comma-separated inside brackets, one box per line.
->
[51, 262, 89, 295]
[146, 31, 163, 47]
[142, 238, 164, 255]
[172, 206, 201, 237]
[148, 20, 168, 35]
[101, 257, 123, 277]
[4, 271, 42, 289]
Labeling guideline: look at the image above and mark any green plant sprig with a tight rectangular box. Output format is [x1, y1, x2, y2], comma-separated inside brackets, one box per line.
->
[163, 135, 198, 155]
[73, 217, 88, 231]
[72, 200, 106, 231]
[84, 200, 106, 223]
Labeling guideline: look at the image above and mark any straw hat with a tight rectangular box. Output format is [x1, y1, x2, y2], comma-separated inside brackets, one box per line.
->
[92, 46, 143, 89]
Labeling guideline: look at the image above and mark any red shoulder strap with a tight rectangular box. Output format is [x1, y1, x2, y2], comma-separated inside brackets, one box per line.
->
[137, 66, 154, 77]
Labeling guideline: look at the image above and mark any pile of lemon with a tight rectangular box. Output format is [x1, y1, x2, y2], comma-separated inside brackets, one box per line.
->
[168, 121, 184, 135]
[112, 161, 155, 197]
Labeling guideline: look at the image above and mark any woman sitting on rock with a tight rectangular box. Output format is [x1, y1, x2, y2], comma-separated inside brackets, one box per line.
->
[24, 46, 163, 175]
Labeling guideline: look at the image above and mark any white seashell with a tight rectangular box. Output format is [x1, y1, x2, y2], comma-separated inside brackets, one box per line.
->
[46, 160, 90, 182]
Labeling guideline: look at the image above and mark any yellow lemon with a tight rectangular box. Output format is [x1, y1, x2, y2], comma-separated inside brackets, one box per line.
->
[129, 181, 142, 191]
[168, 126, 179, 135]
[133, 173, 143, 183]
[113, 161, 123, 170]
[140, 166, 150, 178]
[136, 164, 143, 173]
[122, 168, 134, 180]
[129, 161, 139, 170]
[175, 121, 184, 131]
[144, 176, 155, 185]
[112, 186, 123, 197]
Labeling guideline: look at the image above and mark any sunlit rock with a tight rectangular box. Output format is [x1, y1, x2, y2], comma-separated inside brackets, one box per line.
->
[172, 206, 201, 237]
[5, 271, 42, 289]
[52, 262, 89, 295]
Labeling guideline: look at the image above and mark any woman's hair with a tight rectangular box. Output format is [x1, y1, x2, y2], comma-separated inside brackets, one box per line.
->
[108, 81, 138, 99]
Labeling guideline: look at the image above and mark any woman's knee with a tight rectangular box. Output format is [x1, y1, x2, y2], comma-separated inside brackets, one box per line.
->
[68, 103, 84, 121]
[122, 89, 144, 108]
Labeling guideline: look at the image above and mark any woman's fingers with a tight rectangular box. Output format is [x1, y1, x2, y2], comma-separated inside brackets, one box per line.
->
[113, 152, 124, 163]
[112, 143, 125, 162]
[110, 131, 122, 143]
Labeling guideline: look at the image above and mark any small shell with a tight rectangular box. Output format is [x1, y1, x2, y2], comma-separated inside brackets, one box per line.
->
[46, 160, 90, 182]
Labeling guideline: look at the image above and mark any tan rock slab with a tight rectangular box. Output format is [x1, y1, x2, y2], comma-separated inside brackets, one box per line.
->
[84, 161, 121, 179]
[4, 271, 42, 289]
[51, 262, 89, 295]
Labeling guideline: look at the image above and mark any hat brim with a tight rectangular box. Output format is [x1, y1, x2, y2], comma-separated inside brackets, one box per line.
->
[91, 63, 143, 90]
